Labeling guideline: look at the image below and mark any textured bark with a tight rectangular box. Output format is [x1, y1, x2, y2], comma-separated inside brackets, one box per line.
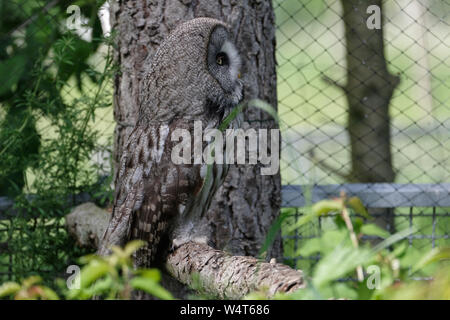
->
[110, 0, 281, 262]
[65, 203, 304, 299]
[341, 0, 399, 231]
[166, 242, 304, 299]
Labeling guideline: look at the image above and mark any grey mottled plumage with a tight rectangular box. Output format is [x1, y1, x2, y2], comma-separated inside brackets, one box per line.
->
[98, 18, 243, 267]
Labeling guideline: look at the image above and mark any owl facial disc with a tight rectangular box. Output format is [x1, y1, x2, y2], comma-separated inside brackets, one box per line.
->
[207, 25, 243, 110]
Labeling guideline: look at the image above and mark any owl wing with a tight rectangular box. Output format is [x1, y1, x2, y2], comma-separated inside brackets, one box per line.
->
[98, 119, 204, 267]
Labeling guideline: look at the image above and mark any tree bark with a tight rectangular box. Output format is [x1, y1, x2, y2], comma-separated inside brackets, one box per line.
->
[110, 0, 281, 262]
[341, 0, 399, 231]
[341, 0, 398, 184]
[166, 242, 304, 299]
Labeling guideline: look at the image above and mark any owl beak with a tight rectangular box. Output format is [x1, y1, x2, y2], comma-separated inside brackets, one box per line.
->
[237, 72, 241, 79]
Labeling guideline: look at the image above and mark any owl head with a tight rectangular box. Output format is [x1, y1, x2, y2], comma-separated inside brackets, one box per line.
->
[139, 18, 243, 123]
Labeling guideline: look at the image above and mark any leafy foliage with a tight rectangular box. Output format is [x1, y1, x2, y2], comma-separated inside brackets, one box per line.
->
[0, 1, 114, 284]
[255, 194, 450, 300]
[0, 241, 173, 300]
[0, 0, 107, 197]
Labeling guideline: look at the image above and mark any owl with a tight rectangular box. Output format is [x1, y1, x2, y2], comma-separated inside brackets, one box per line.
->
[98, 18, 243, 268]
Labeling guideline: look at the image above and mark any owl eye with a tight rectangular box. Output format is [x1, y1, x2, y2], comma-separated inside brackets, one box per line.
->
[216, 52, 229, 66]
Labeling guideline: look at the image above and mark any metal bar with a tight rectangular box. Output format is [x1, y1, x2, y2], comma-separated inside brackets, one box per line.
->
[0, 191, 103, 220]
[282, 234, 449, 240]
[281, 183, 450, 208]
[2, 183, 449, 219]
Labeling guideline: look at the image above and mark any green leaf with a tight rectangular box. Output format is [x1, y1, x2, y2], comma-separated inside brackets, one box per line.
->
[313, 246, 371, 288]
[259, 209, 291, 258]
[346, 197, 370, 219]
[285, 209, 317, 234]
[361, 224, 391, 239]
[130, 277, 174, 300]
[0, 54, 27, 95]
[312, 199, 343, 216]
[248, 99, 279, 123]
[412, 247, 450, 274]
[371, 227, 416, 254]
[390, 241, 409, 259]
[80, 260, 110, 288]
[297, 229, 349, 257]
[41, 287, 59, 300]
[78, 253, 101, 264]
[218, 103, 244, 132]
[22, 276, 42, 288]
[123, 240, 146, 257]
[0, 282, 21, 298]
[135, 269, 161, 282]
[218, 99, 277, 133]
[352, 217, 364, 234]
[70, 276, 113, 300]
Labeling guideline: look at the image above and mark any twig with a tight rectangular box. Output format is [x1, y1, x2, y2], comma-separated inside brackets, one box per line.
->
[308, 148, 354, 181]
[322, 75, 347, 92]
[340, 192, 364, 282]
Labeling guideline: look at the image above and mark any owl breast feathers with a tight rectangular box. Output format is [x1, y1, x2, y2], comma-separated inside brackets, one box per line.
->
[98, 17, 243, 267]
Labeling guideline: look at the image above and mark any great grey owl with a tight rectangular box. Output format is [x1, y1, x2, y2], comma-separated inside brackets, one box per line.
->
[98, 18, 243, 267]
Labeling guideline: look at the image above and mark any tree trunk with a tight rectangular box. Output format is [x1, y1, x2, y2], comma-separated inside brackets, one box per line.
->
[110, 0, 281, 279]
[341, 0, 399, 231]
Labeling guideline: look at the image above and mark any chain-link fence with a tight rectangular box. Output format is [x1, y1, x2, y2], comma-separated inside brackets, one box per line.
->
[274, 0, 450, 271]
[0, 0, 449, 283]
[276, 0, 449, 185]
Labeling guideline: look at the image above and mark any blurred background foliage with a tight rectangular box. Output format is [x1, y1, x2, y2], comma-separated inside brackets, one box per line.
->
[0, 0, 109, 197]
[275, 0, 450, 184]
[0, 0, 114, 284]
[276, 196, 450, 299]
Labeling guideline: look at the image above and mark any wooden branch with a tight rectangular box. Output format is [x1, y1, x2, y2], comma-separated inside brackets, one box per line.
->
[65, 202, 305, 299]
[166, 242, 305, 299]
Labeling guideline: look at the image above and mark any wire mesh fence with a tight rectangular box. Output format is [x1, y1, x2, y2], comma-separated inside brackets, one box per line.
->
[0, 0, 449, 283]
[275, 0, 450, 186]
[274, 0, 450, 272]
[281, 185, 450, 273]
